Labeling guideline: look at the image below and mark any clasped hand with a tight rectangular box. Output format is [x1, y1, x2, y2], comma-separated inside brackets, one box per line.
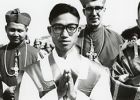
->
[57, 70, 76, 100]
[3, 86, 16, 100]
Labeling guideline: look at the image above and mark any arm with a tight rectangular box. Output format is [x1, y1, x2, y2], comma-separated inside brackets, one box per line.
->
[19, 59, 58, 100]
[75, 65, 112, 100]
[89, 69, 112, 100]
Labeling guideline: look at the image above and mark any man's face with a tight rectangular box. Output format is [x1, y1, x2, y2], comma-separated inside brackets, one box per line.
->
[127, 36, 138, 47]
[49, 13, 79, 52]
[83, 0, 105, 27]
[6, 22, 27, 44]
[34, 42, 41, 49]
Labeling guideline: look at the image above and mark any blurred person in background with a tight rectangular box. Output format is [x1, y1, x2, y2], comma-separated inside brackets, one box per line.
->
[44, 41, 54, 54]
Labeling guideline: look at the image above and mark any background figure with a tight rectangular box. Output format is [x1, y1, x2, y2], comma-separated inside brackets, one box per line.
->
[33, 38, 42, 49]
[0, 8, 39, 100]
[18, 3, 112, 100]
[44, 41, 54, 54]
[77, 0, 123, 68]
[33, 38, 48, 59]
[111, 2, 140, 100]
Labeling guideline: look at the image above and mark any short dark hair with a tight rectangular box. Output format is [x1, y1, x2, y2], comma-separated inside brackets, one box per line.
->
[49, 3, 80, 24]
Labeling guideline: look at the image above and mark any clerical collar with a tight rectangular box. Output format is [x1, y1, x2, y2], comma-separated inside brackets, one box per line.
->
[85, 24, 104, 34]
[8, 41, 26, 50]
[52, 46, 79, 73]
[54, 46, 78, 59]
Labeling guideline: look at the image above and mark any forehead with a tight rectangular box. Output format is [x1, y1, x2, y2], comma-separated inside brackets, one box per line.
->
[51, 13, 79, 25]
[7, 22, 25, 29]
[85, 1, 104, 7]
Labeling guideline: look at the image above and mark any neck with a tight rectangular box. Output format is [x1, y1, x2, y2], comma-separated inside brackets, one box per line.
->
[87, 24, 102, 30]
[9, 41, 25, 49]
[55, 47, 73, 59]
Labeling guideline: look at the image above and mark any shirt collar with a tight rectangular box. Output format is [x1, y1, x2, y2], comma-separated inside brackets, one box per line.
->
[52, 46, 80, 74]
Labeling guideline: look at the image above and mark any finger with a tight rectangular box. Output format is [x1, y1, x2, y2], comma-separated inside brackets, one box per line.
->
[64, 70, 69, 75]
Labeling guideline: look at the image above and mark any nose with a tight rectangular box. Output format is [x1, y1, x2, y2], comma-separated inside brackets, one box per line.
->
[92, 9, 97, 15]
[60, 28, 69, 37]
[13, 31, 19, 36]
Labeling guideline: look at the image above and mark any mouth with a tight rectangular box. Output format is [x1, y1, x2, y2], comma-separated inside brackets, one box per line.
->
[13, 38, 19, 41]
[59, 39, 70, 45]
[90, 18, 98, 21]
[89, 16, 99, 21]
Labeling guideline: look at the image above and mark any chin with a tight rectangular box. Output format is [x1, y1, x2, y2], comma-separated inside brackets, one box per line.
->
[88, 21, 99, 26]
[11, 41, 21, 44]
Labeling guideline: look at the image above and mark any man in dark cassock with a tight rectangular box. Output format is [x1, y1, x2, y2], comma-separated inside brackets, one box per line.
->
[77, 0, 123, 68]
[18, 3, 112, 100]
[111, 2, 140, 99]
[0, 8, 39, 100]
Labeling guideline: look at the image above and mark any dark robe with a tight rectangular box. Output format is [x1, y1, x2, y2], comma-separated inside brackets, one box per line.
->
[77, 25, 123, 68]
[112, 46, 140, 77]
[0, 41, 38, 98]
[111, 45, 140, 100]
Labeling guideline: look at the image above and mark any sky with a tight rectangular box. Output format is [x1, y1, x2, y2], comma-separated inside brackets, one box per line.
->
[0, 0, 139, 45]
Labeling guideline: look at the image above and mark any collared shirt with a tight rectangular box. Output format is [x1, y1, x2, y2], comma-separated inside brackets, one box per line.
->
[19, 46, 112, 100]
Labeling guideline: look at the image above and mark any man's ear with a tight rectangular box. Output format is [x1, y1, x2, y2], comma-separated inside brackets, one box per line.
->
[77, 27, 82, 36]
[47, 26, 52, 35]
[83, 8, 86, 16]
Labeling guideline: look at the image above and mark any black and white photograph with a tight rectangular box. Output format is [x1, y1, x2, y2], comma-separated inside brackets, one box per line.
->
[0, 0, 139, 100]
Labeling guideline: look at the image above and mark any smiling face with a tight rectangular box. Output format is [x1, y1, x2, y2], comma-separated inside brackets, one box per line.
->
[6, 22, 27, 44]
[49, 13, 79, 54]
[83, 0, 105, 28]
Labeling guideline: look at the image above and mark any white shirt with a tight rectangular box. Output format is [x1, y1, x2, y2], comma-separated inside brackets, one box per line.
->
[19, 47, 112, 100]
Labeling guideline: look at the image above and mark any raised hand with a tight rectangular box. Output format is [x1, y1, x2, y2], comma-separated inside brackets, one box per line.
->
[3, 86, 16, 100]
[57, 70, 69, 99]
[57, 70, 77, 100]
[66, 72, 77, 100]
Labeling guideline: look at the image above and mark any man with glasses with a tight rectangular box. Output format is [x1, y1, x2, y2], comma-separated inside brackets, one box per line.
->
[77, 0, 123, 68]
[18, 3, 112, 100]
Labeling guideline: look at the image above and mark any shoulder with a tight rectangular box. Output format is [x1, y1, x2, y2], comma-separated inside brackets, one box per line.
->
[27, 44, 39, 54]
[0, 45, 6, 50]
[104, 26, 120, 36]
[0, 45, 6, 55]
[104, 26, 123, 43]
[80, 56, 105, 76]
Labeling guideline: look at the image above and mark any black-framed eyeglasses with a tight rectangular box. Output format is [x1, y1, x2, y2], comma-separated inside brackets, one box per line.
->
[51, 24, 78, 36]
[85, 6, 104, 13]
